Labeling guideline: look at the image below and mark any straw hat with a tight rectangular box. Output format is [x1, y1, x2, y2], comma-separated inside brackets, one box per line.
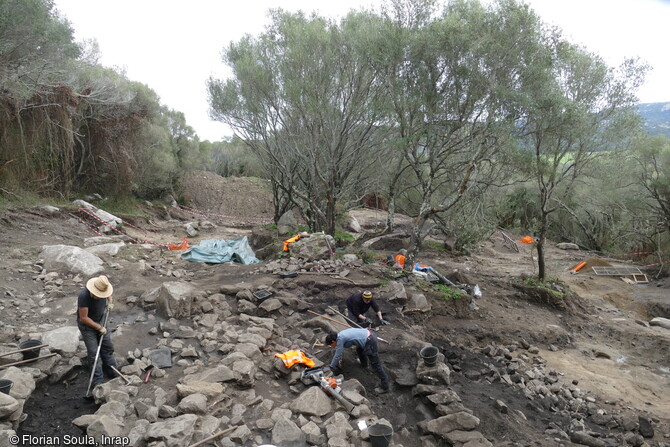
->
[86, 275, 113, 298]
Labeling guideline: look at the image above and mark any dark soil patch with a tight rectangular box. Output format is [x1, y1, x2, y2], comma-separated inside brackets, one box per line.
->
[18, 367, 97, 439]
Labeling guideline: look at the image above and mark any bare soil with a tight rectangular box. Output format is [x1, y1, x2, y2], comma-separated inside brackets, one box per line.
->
[1, 171, 670, 446]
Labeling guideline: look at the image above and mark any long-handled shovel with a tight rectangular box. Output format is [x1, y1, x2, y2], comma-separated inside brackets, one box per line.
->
[85, 308, 110, 398]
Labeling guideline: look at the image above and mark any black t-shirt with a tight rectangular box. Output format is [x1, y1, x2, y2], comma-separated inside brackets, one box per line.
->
[77, 288, 107, 324]
[346, 292, 380, 317]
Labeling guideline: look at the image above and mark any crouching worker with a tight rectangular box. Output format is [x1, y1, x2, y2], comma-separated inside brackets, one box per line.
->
[77, 275, 119, 388]
[325, 328, 390, 394]
[346, 290, 389, 328]
[393, 249, 407, 269]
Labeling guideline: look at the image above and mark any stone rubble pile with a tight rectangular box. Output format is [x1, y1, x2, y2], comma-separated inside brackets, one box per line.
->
[2, 234, 670, 446]
[461, 341, 660, 446]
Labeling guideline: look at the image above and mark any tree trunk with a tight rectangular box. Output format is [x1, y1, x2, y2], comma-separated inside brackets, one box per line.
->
[386, 195, 396, 233]
[537, 211, 549, 281]
[326, 195, 336, 236]
[406, 209, 429, 271]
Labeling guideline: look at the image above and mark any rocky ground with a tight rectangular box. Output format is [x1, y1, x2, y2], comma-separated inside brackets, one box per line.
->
[0, 172, 669, 447]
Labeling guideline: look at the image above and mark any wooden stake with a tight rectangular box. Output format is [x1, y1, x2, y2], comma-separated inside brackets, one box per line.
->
[0, 353, 57, 369]
[307, 310, 351, 328]
[0, 344, 48, 358]
[110, 366, 132, 384]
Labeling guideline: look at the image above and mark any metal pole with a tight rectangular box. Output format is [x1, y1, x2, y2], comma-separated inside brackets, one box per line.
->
[85, 307, 110, 397]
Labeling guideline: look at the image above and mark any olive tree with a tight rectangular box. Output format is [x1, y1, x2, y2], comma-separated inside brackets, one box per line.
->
[371, 0, 550, 264]
[208, 9, 388, 233]
[516, 39, 646, 280]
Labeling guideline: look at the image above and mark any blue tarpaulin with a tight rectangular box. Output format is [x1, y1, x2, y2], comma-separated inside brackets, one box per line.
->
[180, 237, 259, 264]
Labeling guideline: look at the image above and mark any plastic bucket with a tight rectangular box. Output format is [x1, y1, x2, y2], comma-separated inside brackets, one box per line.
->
[420, 346, 439, 366]
[19, 339, 42, 360]
[368, 423, 393, 447]
[0, 379, 13, 395]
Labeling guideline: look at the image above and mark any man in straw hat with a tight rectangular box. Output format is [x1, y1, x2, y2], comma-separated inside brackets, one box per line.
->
[77, 275, 119, 388]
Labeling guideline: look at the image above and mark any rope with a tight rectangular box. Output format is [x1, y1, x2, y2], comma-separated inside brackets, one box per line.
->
[77, 208, 169, 248]
[178, 204, 273, 224]
[69, 213, 105, 237]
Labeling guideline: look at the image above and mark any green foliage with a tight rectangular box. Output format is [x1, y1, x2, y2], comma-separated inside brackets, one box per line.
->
[0, 1, 207, 202]
[208, 9, 388, 234]
[207, 136, 264, 178]
[100, 195, 147, 216]
[356, 249, 378, 264]
[522, 277, 564, 299]
[435, 284, 466, 301]
[334, 230, 355, 245]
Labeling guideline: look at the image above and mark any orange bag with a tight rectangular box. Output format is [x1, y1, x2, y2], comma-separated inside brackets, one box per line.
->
[168, 237, 190, 251]
[519, 236, 536, 244]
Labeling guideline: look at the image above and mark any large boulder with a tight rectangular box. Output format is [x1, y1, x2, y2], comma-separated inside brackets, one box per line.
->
[145, 414, 199, 447]
[271, 417, 306, 447]
[408, 293, 431, 312]
[289, 386, 334, 417]
[362, 233, 409, 251]
[380, 281, 407, 302]
[278, 209, 298, 227]
[423, 412, 480, 438]
[85, 242, 126, 257]
[344, 214, 362, 233]
[289, 233, 336, 261]
[41, 327, 80, 354]
[72, 200, 123, 228]
[650, 317, 670, 330]
[40, 245, 104, 276]
[0, 393, 20, 419]
[155, 282, 197, 319]
[0, 367, 36, 400]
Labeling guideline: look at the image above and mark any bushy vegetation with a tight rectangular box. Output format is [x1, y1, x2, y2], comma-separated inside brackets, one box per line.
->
[2, 0, 670, 272]
[0, 0, 211, 202]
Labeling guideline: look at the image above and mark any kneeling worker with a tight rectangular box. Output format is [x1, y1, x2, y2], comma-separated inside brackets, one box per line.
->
[346, 290, 389, 327]
[325, 328, 390, 394]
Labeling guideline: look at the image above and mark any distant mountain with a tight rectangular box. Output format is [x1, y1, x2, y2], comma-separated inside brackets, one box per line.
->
[638, 102, 670, 138]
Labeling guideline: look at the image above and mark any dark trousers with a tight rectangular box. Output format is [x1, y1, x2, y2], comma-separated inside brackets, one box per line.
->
[79, 324, 118, 387]
[355, 332, 389, 390]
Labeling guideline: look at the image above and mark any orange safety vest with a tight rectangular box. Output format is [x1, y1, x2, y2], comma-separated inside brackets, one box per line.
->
[394, 254, 406, 269]
[274, 350, 315, 368]
[283, 234, 301, 252]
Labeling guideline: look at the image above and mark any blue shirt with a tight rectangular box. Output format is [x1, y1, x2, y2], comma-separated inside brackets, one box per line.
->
[330, 328, 369, 369]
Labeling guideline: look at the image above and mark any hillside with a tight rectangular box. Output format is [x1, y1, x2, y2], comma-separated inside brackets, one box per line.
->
[639, 102, 670, 138]
[0, 172, 669, 446]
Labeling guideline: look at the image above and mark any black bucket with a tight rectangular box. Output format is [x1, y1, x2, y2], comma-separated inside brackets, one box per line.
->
[0, 379, 12, 395]
[420, 346, 439, 366]
[368, 423, 393, 447]
[19, 339, 42, 360]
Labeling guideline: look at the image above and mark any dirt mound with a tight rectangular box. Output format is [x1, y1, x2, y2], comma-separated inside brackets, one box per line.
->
[181, 171, 273, 219]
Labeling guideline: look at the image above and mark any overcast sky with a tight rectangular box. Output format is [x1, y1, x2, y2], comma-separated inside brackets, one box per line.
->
[53, 0, 670, 142]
